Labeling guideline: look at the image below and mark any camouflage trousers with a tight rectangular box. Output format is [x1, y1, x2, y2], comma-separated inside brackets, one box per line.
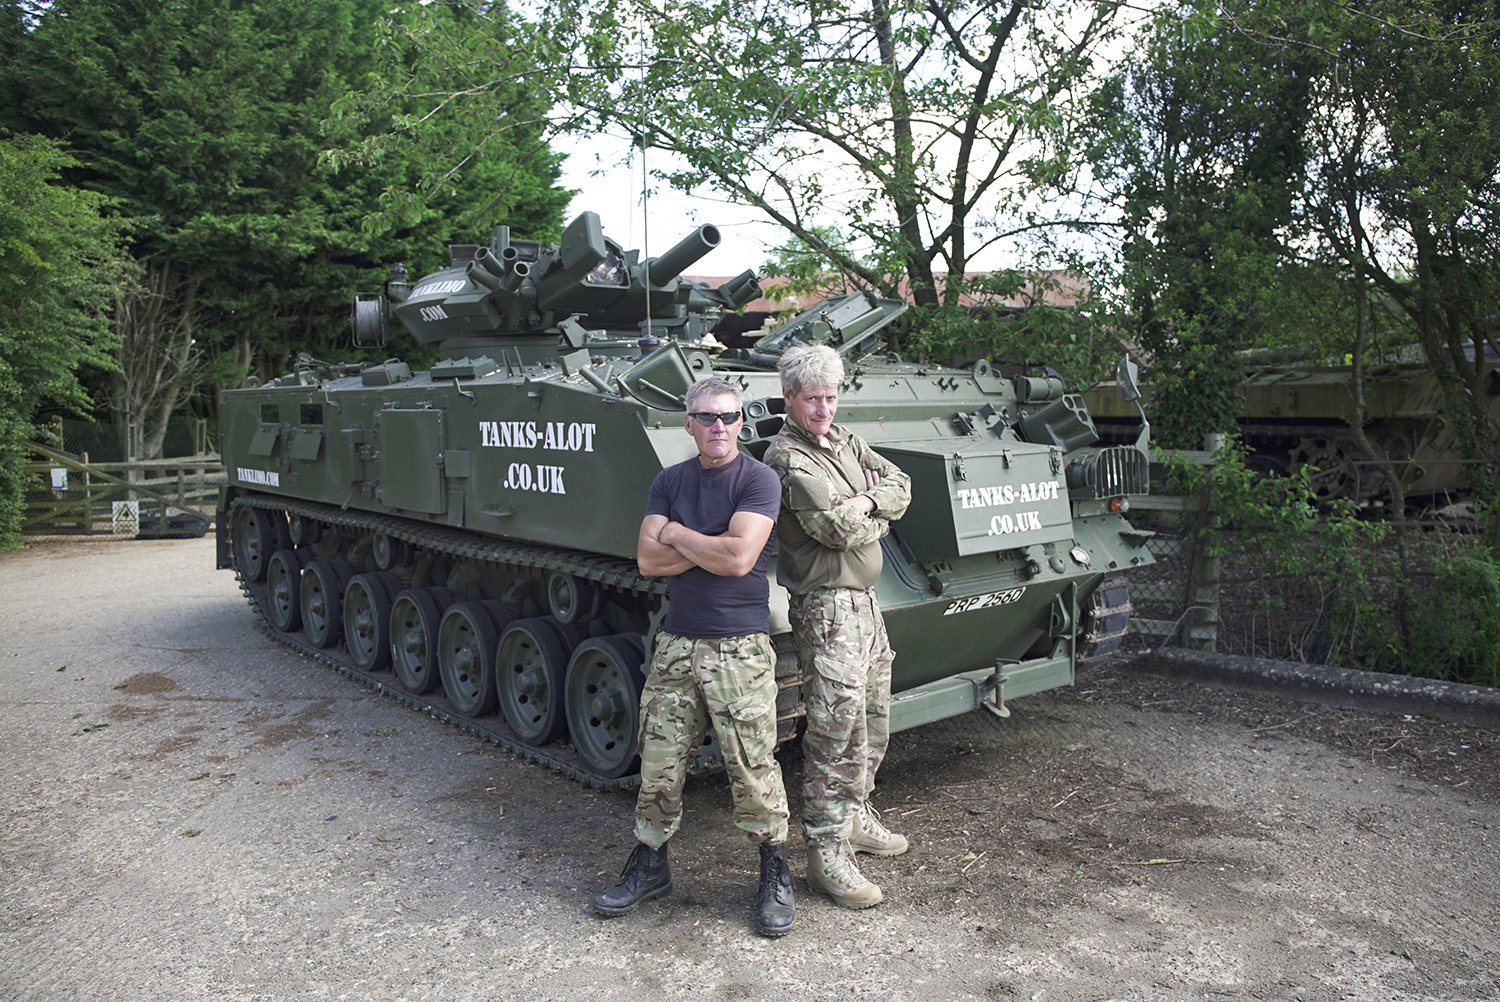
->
[789, 586, 894, 846]
[633, 631, 789, 849]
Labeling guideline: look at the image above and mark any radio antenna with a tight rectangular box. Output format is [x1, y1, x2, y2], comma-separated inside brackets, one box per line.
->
[638, 43, 653, 348]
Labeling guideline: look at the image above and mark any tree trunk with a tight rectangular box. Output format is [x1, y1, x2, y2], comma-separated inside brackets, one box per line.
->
[107, 259, 203, 467]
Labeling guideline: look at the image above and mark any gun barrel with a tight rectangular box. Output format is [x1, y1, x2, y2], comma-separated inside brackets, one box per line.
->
[501, 259, 530, 293]
[719, 269, 761, 309]
[472, 246, 504, 278]
[650, 224, 721, 283]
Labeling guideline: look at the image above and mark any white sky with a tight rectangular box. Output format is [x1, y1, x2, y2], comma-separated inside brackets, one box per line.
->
[555, 127, 1104, 284]
[558, 134, 784, 278]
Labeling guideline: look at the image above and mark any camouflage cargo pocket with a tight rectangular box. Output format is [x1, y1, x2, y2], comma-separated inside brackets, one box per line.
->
[722, 679, 777, 763]
[793, 592, 872, 689]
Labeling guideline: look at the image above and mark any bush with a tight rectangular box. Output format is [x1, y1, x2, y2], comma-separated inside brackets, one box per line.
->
[1374, 550, 1500, 687]
[0, 135, 129, 548]
[1164, 437, 1500, 684]
[1163, 436, 1388, 666]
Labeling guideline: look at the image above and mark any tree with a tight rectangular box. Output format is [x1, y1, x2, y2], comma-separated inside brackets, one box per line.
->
[2, 0, 570, 457]
[326, 1, 572, 244]
[1098, 2, 1500, 485]
[0, 134, 130, 546]
[1089, 5, 1329, 447]
[1289, 0, 1500, 495]
[345, 0, 1133, 308]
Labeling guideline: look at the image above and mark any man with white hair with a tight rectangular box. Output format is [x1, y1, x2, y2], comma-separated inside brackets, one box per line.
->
[593, 376, 795, 938]
[764, 344, 911, 909]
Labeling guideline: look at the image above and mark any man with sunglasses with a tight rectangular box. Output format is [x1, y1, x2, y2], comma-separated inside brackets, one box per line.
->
[593, 377, 794, 938]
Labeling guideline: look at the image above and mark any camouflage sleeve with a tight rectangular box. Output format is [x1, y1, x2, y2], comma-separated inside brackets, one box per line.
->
[852, 436, 912, 520]
[781, 457, 890, 552]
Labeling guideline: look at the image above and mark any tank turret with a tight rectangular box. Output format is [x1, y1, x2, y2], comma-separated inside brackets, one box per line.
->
[363, 211, 760, 360]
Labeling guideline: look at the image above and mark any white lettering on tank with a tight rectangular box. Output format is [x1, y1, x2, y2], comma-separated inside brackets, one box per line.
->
[482, 421, 594, 500]
[503, 462, 567, 495]
[986, 510, 1044, 536]
[236, 467, 280, 487]
[409, 279, 467, 298]
[479, 421, 594, 453]
[958, 479, 1061, 510]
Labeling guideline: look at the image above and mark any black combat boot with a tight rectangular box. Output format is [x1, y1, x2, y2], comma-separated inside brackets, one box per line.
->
[755, 842, 795, 937]
[593, 841, 672, 916]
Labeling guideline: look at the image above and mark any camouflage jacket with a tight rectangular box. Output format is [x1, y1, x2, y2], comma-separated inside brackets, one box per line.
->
[763, 416, 911, 595]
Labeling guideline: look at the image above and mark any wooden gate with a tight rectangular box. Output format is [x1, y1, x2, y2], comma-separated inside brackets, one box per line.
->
[23, 442, 223, 537]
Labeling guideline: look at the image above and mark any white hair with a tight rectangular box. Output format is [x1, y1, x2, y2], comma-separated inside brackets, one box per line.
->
[777, 344, 844, 397]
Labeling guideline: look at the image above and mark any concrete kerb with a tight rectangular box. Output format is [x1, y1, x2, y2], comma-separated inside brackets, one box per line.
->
[1121, 648, 1500, 731]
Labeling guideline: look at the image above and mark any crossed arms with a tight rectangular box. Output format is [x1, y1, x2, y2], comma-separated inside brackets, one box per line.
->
[637, 511, 775, 579]
[776, 447, 912, 553]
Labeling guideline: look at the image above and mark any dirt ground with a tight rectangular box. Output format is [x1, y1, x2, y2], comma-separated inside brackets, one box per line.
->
[1, 535, 1497, 1002]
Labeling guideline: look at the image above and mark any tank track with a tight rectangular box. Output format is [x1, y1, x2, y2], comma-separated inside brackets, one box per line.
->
[229, 494, 669, 792]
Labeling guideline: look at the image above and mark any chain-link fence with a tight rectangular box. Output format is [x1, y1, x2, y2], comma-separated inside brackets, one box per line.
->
[1119, 495, 1219, 655]
[43, 417, 217, 463]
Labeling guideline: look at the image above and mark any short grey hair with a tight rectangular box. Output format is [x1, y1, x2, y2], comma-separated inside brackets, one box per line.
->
[778, 344, 844, 398]
[685, 376, 744, 411]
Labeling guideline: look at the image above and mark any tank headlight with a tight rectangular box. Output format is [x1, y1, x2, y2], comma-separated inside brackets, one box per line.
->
[1070, 546, 1090, 566]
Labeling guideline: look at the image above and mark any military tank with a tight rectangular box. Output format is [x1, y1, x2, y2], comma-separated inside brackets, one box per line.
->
[216, 210, 1154, 789]
[1086, 356, 1500, 502]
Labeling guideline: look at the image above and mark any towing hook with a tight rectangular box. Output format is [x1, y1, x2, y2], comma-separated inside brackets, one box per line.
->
[981, 668, 1011, 719]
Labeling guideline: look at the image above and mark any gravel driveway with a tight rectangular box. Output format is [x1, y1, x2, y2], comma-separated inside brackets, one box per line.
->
[1, 536, 1496, 1001]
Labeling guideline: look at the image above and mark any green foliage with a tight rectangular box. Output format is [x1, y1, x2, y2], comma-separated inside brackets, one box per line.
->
[899, 271, 1115, 391]
[324, 0, 571, 247]
[1364, 548, 1500, 687]
[0, 134, 131, 547]
[1169, 435, 1500, 682]
[757, 228, 872, 303]
[2, 0, 570, 422]
[1092, 7, 1327, 445]
[1165, 436, 1388, 665]
[1144, 336, 1242, 451]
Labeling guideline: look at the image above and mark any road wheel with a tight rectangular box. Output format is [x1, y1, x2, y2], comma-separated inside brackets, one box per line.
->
[266, 549, 310, 633]
[301, 559, 353, 649]
[437, 601, 504, 718]
[497, 617, 572, 745]
[565, 635, 646, 779]
[232, 506, 274, 582]
[345, 572, 399, 671]
[389, 587, 451, 695]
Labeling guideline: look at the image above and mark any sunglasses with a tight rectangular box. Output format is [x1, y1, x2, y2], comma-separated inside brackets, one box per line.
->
[687, 411, 744, 427]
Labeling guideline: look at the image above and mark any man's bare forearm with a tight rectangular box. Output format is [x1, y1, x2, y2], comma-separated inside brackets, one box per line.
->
[658, 521, 757, 577]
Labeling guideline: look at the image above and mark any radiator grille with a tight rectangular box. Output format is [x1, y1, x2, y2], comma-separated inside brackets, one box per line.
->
[1066, 446, 1150, 498]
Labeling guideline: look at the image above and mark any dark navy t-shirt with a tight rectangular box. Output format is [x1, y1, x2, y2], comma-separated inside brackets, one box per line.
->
[645, 452, 780, 638]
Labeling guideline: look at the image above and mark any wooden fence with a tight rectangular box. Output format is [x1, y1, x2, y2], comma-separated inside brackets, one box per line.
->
[23, 441, 223, 537]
